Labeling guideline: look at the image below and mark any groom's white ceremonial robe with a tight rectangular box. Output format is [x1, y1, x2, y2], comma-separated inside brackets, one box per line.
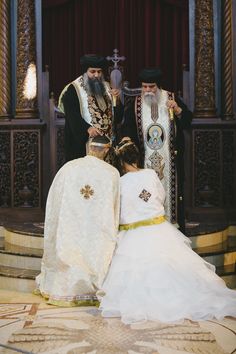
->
[36, 155, 120, 305]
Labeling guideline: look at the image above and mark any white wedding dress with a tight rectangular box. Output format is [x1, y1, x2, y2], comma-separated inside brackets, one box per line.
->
[98, 169, 236, 324]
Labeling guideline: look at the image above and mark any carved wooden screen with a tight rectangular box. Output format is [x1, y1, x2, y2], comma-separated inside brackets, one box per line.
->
[0, 126, 42, 209]
[49, 100, 65, 179]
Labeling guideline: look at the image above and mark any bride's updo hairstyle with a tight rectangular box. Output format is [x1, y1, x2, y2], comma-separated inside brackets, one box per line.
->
[116, 138, 141, 174]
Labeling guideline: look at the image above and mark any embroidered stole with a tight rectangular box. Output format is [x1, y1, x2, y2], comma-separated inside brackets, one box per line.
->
[135, 91, 178, 224]
[72, 76, 113, 138]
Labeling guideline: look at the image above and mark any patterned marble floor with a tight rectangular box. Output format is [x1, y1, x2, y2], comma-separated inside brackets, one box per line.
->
[0, 290, 235, 354]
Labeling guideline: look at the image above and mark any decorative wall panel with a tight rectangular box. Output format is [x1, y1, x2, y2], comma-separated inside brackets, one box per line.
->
[222, 130, 235, 206]
[13, 130, 40, 207]
[192, 127, 236, 212]
[0, 131, 11, 207]
[193, 130, 221, 207]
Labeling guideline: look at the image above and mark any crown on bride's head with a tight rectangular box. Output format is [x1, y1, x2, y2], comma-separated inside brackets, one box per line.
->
[115, 138, 134, 154]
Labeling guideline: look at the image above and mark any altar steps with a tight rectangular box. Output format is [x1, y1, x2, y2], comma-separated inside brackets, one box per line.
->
[0, 265, 39, 292]
[193, 238, 236, 288]
[0, 223, 235, 292]
[0, 224, 43, 292]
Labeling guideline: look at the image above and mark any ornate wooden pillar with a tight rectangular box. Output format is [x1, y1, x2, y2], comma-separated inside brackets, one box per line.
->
[185, 0, 236, 224]
[0, 0, 44, 217]
[15, 0, 38, 118]
[194, 0, 216, 118]
[0, 0, 11, 117]
[221, 0, 234, 120]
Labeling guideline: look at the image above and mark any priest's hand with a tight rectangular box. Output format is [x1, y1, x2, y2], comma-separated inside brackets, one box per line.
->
[121, 136, 132, 142]
[88, 126, 103, 138]
[110, 88, 121, 107]
[110, 88, 121, 97]
[166, 99, 182, 117]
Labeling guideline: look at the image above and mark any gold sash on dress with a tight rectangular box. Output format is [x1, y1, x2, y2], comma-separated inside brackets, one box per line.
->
[119, 215, 166, 231]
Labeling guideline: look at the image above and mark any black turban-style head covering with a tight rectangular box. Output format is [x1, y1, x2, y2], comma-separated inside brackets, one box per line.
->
[80, 54, 107, 72]
[138, 67, 163, 86]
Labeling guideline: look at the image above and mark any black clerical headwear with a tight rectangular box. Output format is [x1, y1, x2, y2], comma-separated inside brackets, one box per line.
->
[80, 54, 107, 72]
[139, 68, 162, 86]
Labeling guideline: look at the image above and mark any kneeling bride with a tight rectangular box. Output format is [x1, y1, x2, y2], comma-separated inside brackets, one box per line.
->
[98, 138, 236, 324]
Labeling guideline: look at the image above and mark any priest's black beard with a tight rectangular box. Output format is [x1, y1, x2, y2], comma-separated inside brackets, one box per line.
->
[84, 75, 106, 97]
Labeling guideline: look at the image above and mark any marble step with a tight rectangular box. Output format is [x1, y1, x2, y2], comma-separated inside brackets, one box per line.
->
[222, 274, 236, 289]
[0, 248, 42, 271]
[186, 222, 236, 238]
[216, 263, 236, 276]
[2, 241, 43, 257]
[0, 222, 235, 292]
[4, 223, 44, 250]
[189, 225, 236, 248]
[0, 263, 235, 292]
[0, 237, 4, 248]
[0, 265, 39, 292]
[193, 236, 236, 255]
[3, 222, 236, 251]
[0, 226, 6, 237]
[0, 238, 235, 272]
[193, 235, 236, 263]
[203, 251, 236, 269]
[217, 265, 236, 289]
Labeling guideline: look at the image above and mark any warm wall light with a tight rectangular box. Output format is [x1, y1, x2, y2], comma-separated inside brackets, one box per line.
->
[23, 63, 37, 99]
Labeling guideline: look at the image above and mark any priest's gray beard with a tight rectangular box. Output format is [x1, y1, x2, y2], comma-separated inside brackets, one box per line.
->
[83, 73, 107, 111]
[143, 92, 158, 107]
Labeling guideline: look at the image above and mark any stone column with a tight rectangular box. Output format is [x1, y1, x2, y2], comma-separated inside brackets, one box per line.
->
[0, 0, 11, 117]
[15, 0, 38, 118]
[221, 0, 234, 120]
[194, 0, 217, 118]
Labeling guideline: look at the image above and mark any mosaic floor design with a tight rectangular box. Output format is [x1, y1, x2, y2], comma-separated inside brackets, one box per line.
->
[0, 303, 236, 354]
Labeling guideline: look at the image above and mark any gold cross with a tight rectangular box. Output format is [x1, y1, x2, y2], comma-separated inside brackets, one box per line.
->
[80, 185, 94, 199]
[139, 189, 151, 202]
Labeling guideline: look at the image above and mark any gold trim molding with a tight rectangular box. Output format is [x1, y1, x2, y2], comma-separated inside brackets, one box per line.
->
[0, 0, 11, 117]
[222, 0, 234, 120]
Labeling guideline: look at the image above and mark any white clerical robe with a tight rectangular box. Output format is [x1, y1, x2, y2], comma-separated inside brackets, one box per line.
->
[36, 156, 120, 305]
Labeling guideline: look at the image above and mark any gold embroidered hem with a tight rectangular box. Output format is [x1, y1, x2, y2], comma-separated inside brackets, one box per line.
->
[33, 288, 49, 299]
[48, 299, 99, 307]
[119, 215, 166, 231]
[33, 289, 99, 307]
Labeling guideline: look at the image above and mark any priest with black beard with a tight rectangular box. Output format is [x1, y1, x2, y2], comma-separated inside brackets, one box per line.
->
[121, 68, 192, 233]
[59, 54, 123, 162]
